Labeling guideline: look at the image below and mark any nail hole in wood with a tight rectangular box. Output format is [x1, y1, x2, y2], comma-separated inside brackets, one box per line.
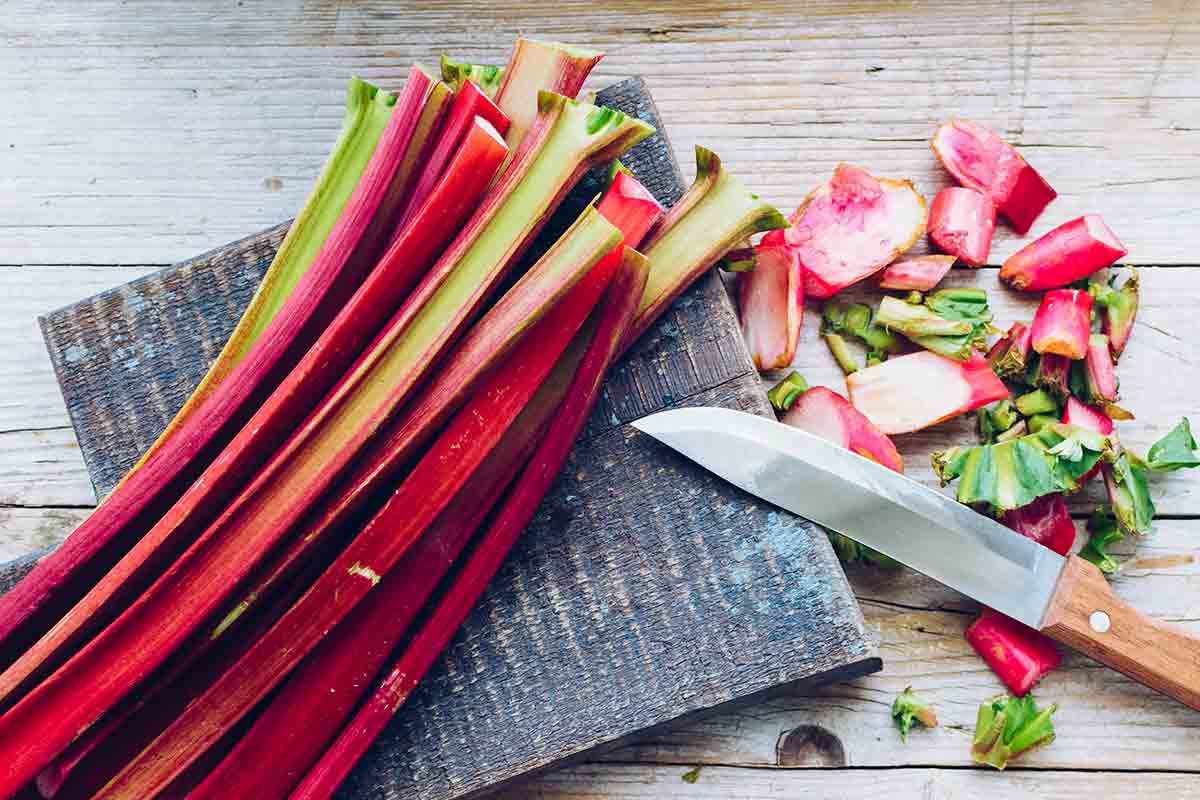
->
[776, 724, 847, 767]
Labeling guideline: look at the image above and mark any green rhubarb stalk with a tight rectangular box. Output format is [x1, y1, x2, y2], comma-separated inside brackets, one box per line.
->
[1027, 413, 1058, 434]
[971, 694, 1057, 769]
[933, 423, 1112, 512]
[623, 146, 787, 349]
[1103, 452, 1155, 536]
[439, 54, 505, 98]
[892, 687, 938, 742]
[126, 77, 397, 475]
[767, 371, 809, 412]
[824, 333, 860, 375]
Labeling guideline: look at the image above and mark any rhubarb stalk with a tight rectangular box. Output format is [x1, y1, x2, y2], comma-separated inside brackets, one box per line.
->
[1091, 268, 1139, 359]
[767, 371, 809, 412]
[874, 288, 992, 361]
[1000, 215, 1127, 291]
[625, 146, 787, 349]
[785, 163, 927, 298]
[847, 351, 1009, 435]
[1083, 333, 1120, 404]
[821, 301, 903, 365]
[878, 255, 956, 292]
[782, 386, 904, 473]
[0, 95, 652, 793]
[986, 322, 1033, 381]
[738, 230, 804, 371]
[0, 67, 447, 687]
[927, 186, 996, 266]
[1031, 289, 1093, 360]
[440, 55, 505, 98]
[1001, 494, 1076, 557]
[971, 693, 1058, 769]
[290, 252, 648, 800]
[1032, 353, 1071, 399]
[966, 609, 1062, 696]
[493, 38, 602, 154]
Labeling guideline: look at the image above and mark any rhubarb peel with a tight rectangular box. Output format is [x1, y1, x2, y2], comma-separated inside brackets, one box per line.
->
[968, 609, 1061, 695]
[891, 687, 938, 742]
[878, 255, 956, 292]
[970, 693, 1058, 769]
[785, 163, 927, 298]
[1031, 289, 1093, 360]
[738, 230, 804, 371]
[931, 118, 1057, 234]
[928, 187, 996, 266]
[847, 351, 1009, 435]
[625, 146, 787, 349]
[1000, 215, 1127, 291]
[289, 250, 648, 800]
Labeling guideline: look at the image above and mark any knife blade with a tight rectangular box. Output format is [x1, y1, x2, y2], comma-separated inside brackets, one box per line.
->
[634, 406, 1200, 710]
[632, 406, 1064, 628]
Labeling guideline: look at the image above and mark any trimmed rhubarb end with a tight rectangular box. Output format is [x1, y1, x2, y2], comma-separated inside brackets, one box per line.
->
[785, 163, 928, 299]
[928, 187, 997, 266]
[847, 351, 1009, 435]
[1001, 494, 1076, 556]
[971, 693, 1058, 769]
[1031, 289, 1093, 359]
[878, 255, 956, 291]
[494, 38, 603, 153]
[782, 386, 904, 472]
[1000, 214, 1127, 291]
[891, 687, 938, 742]
[930, 118, 1056, 233]
[1033, 353, 1071, 399]
[767, 371, 810, 412]
[966, 608, 1061, 696]
[1084, 334, 1119, 403]
[1095, 268, 1139, 359]
[1062, 397, 1112, 483]
[987, 321, 1033, 380]
[739, 230, 804, 371]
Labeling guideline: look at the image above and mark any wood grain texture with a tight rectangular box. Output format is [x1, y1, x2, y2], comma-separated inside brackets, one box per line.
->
[18, 77, 877, 799]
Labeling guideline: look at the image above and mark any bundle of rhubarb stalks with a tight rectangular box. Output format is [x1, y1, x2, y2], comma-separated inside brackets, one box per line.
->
[736, 119, 1200, 766]
[0, 40, 788, 799]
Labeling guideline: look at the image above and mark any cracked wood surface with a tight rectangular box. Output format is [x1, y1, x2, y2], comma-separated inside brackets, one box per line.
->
[3, 0, 1200, 797]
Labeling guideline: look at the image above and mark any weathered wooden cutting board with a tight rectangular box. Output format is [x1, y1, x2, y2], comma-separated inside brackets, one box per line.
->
[2, 77, 879, 799]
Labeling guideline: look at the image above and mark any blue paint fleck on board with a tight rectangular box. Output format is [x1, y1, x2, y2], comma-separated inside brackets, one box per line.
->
[62, 344, 88, 364]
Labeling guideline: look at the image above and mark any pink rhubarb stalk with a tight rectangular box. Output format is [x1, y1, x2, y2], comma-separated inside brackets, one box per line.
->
[781, 386, 903, 472]
[1001, 494, 1076, 557]
[290, 251, 648, 800]
[397, 79, 511, 227]
[1000, 215, 1127, 291]
[931, 118, 1057, 234]
[785, 163, 927, 298]
[878, 255, 956, 292]
[1084, 333, 1119, 403]
[0, 66, 457, 706]
[1031, 289, 1093, 360]
[966, 608, 1061, 696]
[927, 187, 996, 266]
[847, 351, 1009, 435]
[738, 230, 804, 371]
[1062, 396, 1113, 483]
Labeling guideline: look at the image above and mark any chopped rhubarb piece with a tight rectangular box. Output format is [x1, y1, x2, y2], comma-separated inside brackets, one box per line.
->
[1103, 453, 1156, 536]
[1083, 333, 1119, 404]
[1031, 289, 1093, 359]
[782, 386, 904, 472]
[738, 230, 804, 371]
[1062, 397, 1113, 483]
[821, 301, 904, 364]
[875, 289, 991, 361]
[878, 255, 956, 291]
[1090, 269, 1139, 360]
[847, 351, 1008, 435]
[783, 163, 927, 299]
[1015, 388, 1058, 417]
[494, 38, 602, 154]
[767, 371, 809, 413]
[971, 692, 1058, 769]
[892, 687, 938, 742]
[927, 187, 997, 266]
[966, 609, 1061, 696]
[1032, 353, 1071, 399]
[986, 322, 1033, 381]
[824, 333, 860, 375]
[978, 399, 1020, 444]
[931, 118, 1057, 234]
[1001, 494, 1076, 556]
[1000, 215, 1127, 291]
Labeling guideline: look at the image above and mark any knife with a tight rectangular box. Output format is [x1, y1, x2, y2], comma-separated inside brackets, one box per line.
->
[633, 406, 1200, 710]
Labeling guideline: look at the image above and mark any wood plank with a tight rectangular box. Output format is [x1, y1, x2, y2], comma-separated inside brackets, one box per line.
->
[0, 507, 90, 563]
[506, 764, 1200, 799]
[1, 1, 1199, 263]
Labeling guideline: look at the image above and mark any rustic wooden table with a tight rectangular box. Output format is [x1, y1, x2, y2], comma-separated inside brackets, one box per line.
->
[3, 1, 1198, 797]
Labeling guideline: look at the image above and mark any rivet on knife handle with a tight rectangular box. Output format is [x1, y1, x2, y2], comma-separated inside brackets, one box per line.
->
[1041, 556, 1200, 710]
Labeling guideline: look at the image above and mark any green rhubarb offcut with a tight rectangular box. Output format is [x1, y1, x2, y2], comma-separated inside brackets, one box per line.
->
[971, 694, 1057, 769]
[821, 301, 903, 364]
[892, 687, 938, 742]
[767, 371, 810, 412]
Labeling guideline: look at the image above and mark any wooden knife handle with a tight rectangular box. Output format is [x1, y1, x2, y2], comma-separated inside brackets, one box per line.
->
[1042, 556, 1200, 710]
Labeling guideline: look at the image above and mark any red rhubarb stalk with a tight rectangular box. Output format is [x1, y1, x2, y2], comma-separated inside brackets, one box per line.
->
[785, 163, 927, 298]
[1031, 289, 1093, 360]
[1001, 494, 1076, 557]
[782, 386, 903, 472]
[986, 321, 1033, 381]
[931, 118, 1057, 233]
[927, 187, 996, 266]
[1084, 333, 1119, 402]
[0, 97, 651, 794]
[397, 80, 510, 227]
[846, 351, 1009, 435]
[878, 255, 956, 292]
[0, 102, 501, 715]
[290, 251, 649, 800]
[0, 66, 453, 702]
[738, 230, 804, 371]
[966, 608, 1061, 696]
[91, 245, 650, 800]
[1000, 215, 1127, 291]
